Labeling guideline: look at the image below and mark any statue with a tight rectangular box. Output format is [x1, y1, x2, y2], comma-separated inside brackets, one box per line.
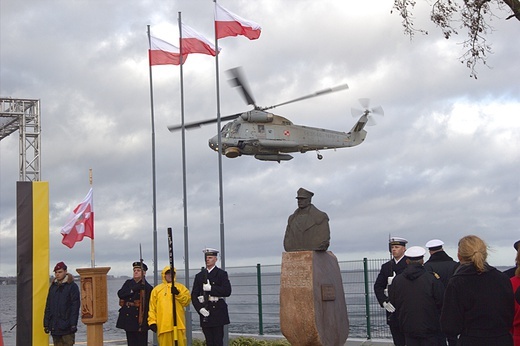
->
[283, 188, 330, 252]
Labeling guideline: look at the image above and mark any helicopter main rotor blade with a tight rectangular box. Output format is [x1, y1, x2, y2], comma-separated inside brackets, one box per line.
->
[227, 67, 256, 107]
[262, 83, 349, 110]
[167, 113, 241, 132]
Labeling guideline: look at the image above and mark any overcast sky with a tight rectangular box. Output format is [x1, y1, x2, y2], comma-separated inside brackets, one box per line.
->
[1, 0, 519, 278]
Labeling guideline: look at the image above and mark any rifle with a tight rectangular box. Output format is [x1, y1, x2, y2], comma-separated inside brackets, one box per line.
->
[201, 265, 209, 323]
[138, 244, 145, 331]
[167, 228, 179, 346]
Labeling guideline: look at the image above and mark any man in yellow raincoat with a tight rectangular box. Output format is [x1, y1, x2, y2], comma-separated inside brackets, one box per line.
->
[148, 266, 191, 346]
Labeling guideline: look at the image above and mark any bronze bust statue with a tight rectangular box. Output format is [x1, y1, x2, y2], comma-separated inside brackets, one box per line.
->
[283, 188, 330, 252]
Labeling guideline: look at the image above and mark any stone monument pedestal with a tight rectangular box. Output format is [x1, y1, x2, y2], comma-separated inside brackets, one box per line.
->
[76, 267, 111, 346]
[280, 251, 349, 346]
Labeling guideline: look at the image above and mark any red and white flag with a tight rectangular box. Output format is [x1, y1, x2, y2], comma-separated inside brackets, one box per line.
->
[149, 36, 187, 66]
[181, 22, 220, 56]
[61, 188, 94, 248]
[215, 3, 261, 40]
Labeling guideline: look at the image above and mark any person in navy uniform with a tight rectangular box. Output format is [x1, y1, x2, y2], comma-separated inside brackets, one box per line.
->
[191, 248, 232, 346]
[389, 246, 445, 346]
[116, 261, 153, 346]
[424, 238, 459, 346]
[374, 237, 408, 346]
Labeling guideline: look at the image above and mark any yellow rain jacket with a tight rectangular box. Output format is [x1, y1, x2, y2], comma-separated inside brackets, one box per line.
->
[148, 266, 191, 346]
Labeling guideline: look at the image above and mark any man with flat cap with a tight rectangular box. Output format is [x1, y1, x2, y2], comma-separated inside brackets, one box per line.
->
[44, 261, 80, 346]
[191, 248, 232, 346]
[116, 261, 153, 346]
[504, 240, 520, 278]
[389, 246, 445, 346]
[284, 187, 330, 252]
[374, 237, 408, 346]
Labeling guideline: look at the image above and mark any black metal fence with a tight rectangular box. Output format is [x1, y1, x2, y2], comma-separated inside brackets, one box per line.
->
[183, 258, 391, 340]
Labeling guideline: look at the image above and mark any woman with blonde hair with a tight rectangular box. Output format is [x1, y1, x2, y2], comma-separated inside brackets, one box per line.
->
[440, 235, 514, 345]
[511, 246, 520, 346]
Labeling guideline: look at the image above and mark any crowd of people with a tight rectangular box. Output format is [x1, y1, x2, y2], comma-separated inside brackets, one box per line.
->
[375, 235, 520, 346]
[43, 247, 230, 346]
[43, 234, 520, 346]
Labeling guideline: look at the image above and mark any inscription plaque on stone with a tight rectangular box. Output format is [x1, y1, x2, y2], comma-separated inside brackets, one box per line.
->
[321, 284, 335, 301]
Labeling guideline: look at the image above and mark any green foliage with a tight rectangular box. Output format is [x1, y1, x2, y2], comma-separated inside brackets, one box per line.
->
[193, 336, 290, 346]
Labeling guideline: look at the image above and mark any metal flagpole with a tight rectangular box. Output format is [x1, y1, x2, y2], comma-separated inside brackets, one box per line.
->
[146, 25, 159, 346]
[89, 168, 95, 267]
[213, 1, 228, 343]
[146, 25, 159, 288]
[177, 12, 193, 345]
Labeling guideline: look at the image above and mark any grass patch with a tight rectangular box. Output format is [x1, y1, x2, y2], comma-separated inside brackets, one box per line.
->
[193, 336, 290, 346]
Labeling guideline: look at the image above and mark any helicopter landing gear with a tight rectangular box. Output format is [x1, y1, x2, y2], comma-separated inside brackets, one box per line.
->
[316, 150, 323, 160]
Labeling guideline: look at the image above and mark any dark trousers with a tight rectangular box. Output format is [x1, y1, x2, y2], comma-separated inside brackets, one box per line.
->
[202, 326, 224, 346]
[405, 334, 441, 346]
[390, 323, 406, 346]
[51, 333, 75, 346]
[125, 330, 148, 346]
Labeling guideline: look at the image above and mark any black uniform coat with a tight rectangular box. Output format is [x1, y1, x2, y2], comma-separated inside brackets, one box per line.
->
[44, 273, 80, 336]
[440, 263, 514, 346]
[116, 278, 153, 331]
[389, 264, 444, 337]
[191, 266, 232, 328]
[424, 250, 459, 287]
[374, 257, 408, 307]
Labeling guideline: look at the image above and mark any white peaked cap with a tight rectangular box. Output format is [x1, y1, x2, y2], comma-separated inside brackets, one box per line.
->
[202, 248, 219, 256]
[425, 239, 444, 249]
[405, 246, 426, 259]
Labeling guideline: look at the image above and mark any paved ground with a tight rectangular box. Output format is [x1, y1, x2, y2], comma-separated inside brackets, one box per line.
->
[76, 333, 395, 345]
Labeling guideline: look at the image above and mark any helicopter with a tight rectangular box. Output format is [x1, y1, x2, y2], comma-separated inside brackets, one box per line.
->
[168, 67, 383, 162]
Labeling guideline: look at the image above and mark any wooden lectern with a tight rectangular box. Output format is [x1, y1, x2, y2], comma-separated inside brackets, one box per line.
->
[76, 267, 111, 345]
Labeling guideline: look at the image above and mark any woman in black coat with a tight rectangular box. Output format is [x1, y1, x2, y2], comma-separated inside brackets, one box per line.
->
[440, 235, 514, 346]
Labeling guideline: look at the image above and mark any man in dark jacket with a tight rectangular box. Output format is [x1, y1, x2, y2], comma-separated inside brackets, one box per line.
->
[116, 261, 153, 346]
[44, 261, 80, 346]
[424, 239, 459, 346]
[192, 248, 232, 346]
[389, 246, 445, 346]
[374, 237, 408, 346]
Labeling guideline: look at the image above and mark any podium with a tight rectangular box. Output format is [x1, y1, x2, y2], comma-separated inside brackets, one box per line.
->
[76, 267, 111, 345]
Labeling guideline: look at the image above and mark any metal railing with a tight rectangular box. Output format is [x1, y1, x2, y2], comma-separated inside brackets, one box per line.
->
[182, 258, 391, 340]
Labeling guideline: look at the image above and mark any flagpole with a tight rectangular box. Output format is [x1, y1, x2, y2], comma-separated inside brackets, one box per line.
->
[89, 168, 95, 267]
[146, 25, 159, 289]
[178, 12, 193, 345]
[147, 25, 160, 346]
[213, 1, 228, 344]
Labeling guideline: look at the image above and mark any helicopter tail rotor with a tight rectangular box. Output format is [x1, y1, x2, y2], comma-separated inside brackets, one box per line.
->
[351, 98, 384, 126]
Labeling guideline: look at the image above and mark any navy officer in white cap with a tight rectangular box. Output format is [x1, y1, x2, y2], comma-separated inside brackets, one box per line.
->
[191, 248, 232, 346]
[424, 239, 459, 288]
[374, 236, 409, 346]
[389, 246, 445, 346]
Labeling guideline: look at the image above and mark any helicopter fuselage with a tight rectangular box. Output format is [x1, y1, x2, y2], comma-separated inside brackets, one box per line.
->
[208, 110, 368, 162]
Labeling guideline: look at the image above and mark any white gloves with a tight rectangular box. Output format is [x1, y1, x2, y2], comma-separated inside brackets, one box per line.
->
[197, 296, 205, 304]
[199, 308, 210, 317]
[203, 280, 212, 292]
[387, 272, 396, 286]
[383, 302, 395, 313]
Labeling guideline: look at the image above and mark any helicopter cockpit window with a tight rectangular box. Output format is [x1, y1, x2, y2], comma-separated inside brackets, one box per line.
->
[231, 123, 241, 134]
[221, 123, 233, 138]
[258, 125, 265, 133]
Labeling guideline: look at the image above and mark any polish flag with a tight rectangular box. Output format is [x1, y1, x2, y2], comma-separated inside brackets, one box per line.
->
[149, 36, 187, 66]
[181, 22, 220, 56]
[61, 188, 94, 248]
[215, 3, 261, 40]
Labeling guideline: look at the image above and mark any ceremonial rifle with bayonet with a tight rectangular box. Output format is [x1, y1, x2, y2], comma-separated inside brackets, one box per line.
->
[138, 244, 146, 331]
[167, 227, 179, 346]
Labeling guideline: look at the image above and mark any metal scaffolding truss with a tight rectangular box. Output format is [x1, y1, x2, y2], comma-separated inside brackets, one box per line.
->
[0, 98, 41, 181]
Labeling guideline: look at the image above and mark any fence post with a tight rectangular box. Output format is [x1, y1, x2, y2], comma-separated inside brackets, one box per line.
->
[363, 258, 372, 340]
[256, 263, 264, 335]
